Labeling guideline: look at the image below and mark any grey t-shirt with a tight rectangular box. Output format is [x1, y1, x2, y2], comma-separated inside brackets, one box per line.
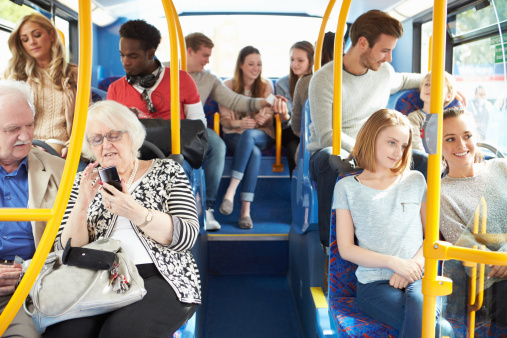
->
[332, 170, 427, 284]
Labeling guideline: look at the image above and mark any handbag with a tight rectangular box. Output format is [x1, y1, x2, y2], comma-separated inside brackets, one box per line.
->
[139, 118, 209, 169]
[21, 238, 147, 333]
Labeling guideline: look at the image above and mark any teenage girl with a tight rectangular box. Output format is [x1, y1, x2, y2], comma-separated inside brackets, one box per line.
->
[333, 109, 453, 338]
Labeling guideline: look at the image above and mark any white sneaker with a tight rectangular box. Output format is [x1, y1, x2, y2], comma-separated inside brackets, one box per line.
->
[205, 209, 221, 231]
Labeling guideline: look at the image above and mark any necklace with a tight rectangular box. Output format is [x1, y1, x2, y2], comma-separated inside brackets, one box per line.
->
[126, 159, 139, 189]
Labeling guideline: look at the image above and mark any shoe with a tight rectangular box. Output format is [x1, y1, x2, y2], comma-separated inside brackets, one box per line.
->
[219, 199, 233, 215]
[205, 209, 221, 231]
[238, 216, 253, 229]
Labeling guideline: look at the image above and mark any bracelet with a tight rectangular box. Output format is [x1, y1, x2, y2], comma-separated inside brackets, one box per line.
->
[137, 209, 153, 228]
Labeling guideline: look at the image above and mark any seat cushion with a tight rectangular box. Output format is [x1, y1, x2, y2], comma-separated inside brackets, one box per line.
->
[330, 297, 397, 337]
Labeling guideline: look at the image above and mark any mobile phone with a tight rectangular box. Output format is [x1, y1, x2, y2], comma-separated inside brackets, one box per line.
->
[98, 166, 122, 194]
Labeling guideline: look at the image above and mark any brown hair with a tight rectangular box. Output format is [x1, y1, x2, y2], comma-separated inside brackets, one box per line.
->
[349, 10, 403, 48]
[289, 41, 314, 98]
[321, 31, 335, 66]
[232, 46, 267, 99]
[419, 71, 457, 107]
[185, 32, 214, 52]
[443, 107, 484, 163]
[354, 109, 413, 174]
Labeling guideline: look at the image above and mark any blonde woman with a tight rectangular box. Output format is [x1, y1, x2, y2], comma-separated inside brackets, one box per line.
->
[4, 13, 78, 157]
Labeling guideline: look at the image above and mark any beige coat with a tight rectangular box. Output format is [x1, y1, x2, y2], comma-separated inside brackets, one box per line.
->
[26, 148, 65, 247]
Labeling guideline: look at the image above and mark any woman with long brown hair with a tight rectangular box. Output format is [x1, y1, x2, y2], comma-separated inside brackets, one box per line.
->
[218, 46, 275, 229]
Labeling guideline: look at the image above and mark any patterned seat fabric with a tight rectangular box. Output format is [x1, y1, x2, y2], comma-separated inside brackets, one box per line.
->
[329, 171, 398, 337]
[98, 76, 122, 92]
[171, 321, 187, 338]
[394, 89, 462, 116]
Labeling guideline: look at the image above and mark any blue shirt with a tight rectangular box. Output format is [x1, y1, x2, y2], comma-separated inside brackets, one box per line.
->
[0, 157, 35, 260]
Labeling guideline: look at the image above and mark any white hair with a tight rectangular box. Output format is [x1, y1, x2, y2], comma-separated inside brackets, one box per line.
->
[0, 80, 36, 116]
[82, 100, 146, 160]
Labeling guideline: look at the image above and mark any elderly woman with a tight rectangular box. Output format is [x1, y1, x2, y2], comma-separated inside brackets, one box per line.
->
[4, 13, 78, 157]
[45, 101, 200, 337]
[440, 107, 507, 327]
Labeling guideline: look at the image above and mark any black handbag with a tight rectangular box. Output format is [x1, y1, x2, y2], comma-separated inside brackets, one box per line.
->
[139, 119, 209, 169]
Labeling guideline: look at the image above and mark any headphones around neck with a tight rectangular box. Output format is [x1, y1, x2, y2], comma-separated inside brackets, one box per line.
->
[126, 60, 163, 88]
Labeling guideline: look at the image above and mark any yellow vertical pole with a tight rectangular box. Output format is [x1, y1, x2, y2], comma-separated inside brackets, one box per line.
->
[314, 0, 336, 72]
[332, 0, 352, 156]
[170, 0, 186, 71]
[0, 0, 92, 334]
[272, 114, 284, 172]
[428, 35, 433, 72]
[422, 1, 447, 337]
[161, 0, 181, 156]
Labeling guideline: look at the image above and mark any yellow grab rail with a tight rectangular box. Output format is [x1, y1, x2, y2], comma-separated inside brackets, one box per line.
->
[169, 0, 186, 71]
[331, 0, 351, 156]
[272, 114, 284, 172]
[0, 0, 92, 334]
[465, 198, 487, 338]
[214, 112, 220, 135]
[314, 0, 336, 72]
[161, 0, 181, 156]
[422, 1, 449, 336]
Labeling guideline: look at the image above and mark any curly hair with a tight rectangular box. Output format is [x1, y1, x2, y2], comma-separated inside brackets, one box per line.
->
[119, 20, 161, 51]
[3, 13, 74, 91]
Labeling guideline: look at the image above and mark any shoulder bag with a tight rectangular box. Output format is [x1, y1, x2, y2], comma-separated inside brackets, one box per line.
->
[21, 238, 147, 333]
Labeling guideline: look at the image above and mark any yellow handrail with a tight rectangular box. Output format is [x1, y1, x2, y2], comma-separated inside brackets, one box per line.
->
[169, 0, 186, 71]
[272, 114, 284, 172]
[331, 0, 351, 156]
[161, 0, 181, 156]
[314, 0, 336, 72]
[465, 198, 487, 338]
[0, 0, 92, 334]
[214, 112, 220, 135]
[422, 0, 448, 337]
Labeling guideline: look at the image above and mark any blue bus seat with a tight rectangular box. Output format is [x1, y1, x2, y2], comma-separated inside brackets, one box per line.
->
[291, 99, 318, 234]
[386, 89, 462, 115]
[327, 170, 398, 337]
[91, 87, 107, 102]
[98, 76, 122, 92]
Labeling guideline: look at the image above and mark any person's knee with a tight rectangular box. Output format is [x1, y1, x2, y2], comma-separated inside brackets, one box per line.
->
[206, 130, 226, 158]
[251, 146, 261, 161]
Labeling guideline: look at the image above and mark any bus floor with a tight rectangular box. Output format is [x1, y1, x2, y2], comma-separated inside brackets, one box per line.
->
[201, 165, 303, 337]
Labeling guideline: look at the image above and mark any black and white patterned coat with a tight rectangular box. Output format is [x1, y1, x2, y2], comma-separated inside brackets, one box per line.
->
[56, 159, 201, 304]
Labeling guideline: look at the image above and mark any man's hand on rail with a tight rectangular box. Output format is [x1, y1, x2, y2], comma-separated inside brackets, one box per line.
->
[488, 264, 507, 279]
[272, 98, 290, 121]
[0, 263, 22, 296]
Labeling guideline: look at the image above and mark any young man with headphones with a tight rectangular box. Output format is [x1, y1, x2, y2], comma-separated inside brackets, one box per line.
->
[107, 20, 225, 231]
[107, 20, 204, 122]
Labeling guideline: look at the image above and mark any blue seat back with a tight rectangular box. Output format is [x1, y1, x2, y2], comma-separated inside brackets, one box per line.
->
[387, 89, 462, 115]
[91, 87, 107, 102]
[290, 99, 318, 234]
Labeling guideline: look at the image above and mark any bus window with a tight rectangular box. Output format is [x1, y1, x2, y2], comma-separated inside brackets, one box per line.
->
[54, 16, 71, 62]
[151, 15, 330, 78]
[420, 20, 433, 72]
[450, 0, 506, 150]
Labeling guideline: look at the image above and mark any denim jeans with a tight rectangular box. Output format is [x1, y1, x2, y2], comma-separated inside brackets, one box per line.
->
[202, 128, 226, 209]
[357, 279, 453, 338]
[224, 129, 274, 202]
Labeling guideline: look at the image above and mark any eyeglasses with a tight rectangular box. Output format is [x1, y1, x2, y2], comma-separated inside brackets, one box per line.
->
[141, 89, 157, 114]
[86, 130, 127, 146]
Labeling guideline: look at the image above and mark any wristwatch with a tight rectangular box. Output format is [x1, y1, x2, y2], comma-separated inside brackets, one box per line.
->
[138, 209, 153, 228]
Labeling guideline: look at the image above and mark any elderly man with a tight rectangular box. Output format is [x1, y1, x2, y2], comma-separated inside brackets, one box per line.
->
[0, 80, 65, 338]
